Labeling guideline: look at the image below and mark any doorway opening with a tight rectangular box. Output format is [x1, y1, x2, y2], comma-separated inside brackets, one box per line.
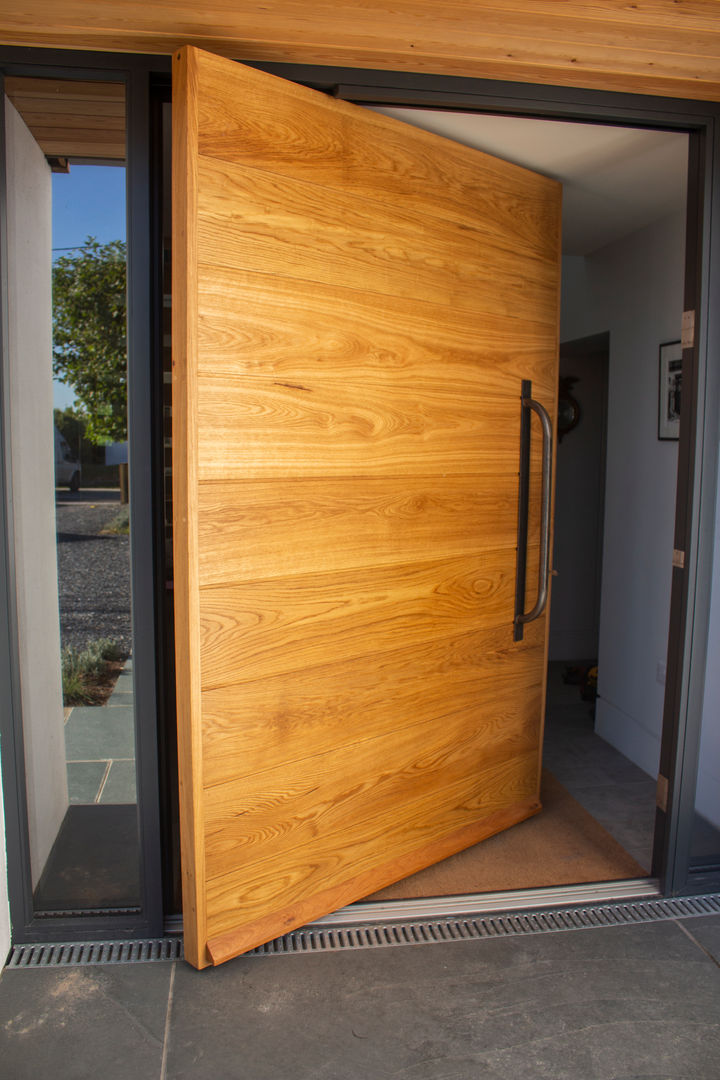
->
[343, 106, 690, 902]
[154, 84, 694, 928]
[2, 55, 717, 960]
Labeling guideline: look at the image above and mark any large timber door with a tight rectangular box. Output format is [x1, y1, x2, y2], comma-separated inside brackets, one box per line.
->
[173, 46, 561, 969]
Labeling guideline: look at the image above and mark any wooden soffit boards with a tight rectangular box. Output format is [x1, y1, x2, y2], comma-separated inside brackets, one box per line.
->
[1, 1, 720, 102]
[4, 77, 125, 162]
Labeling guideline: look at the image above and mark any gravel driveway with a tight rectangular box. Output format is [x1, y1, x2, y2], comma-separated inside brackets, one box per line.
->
[55, 490, 132, 655]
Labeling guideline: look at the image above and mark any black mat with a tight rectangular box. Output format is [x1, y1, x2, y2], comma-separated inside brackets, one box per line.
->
[33, 804, 141, 912]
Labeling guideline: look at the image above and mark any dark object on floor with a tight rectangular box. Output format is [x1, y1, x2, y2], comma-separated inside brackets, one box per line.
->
[33, 803, 141, 912]
[563, 662, 598, 701]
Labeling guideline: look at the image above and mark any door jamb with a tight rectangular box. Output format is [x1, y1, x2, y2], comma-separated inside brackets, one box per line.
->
[0, 48, 717, 932]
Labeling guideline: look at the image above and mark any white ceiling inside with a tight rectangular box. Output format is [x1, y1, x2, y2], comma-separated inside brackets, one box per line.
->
[371, 107, 688, 257]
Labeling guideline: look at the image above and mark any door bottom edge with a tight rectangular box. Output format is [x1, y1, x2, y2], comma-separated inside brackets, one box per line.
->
[315, 877, 662, 924]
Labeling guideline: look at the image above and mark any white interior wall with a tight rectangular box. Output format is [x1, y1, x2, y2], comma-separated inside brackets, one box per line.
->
[5, 98, 68, 888]
[561, 211, 685, 778]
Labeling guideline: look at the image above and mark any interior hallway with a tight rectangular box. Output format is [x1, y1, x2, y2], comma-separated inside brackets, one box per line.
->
[1, 912, 719, 1079]
[542, 662, 657, 869]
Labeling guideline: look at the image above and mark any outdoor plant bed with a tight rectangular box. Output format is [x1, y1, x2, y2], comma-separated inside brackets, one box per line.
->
[61, 638, 128, 707]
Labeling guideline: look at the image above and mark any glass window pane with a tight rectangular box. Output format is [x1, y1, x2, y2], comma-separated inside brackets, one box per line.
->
[5, 79, 142, 914]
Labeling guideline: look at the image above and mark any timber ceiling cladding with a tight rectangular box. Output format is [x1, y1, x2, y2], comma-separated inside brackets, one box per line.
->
[4, 78, 126, 162]
[0, 1, 719, 102]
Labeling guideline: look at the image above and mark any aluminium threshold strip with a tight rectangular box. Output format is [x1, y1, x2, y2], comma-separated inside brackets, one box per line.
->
[8, 886, 720, 967]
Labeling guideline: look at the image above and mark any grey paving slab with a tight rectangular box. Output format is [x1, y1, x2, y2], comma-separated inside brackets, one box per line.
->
[64, 705, 136, 760]
[0, 962, 172, 1080]
[107, 671, 134, 706]
[679, 914, 720, 966]
[99, 759, 137, 804]
[106, 691, 135, 707]
[66, 760, 107, 804]
[166, 920, 720, 1080]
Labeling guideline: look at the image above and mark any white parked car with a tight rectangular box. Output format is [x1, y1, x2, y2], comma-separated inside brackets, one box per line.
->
[54, 426, 81, 492]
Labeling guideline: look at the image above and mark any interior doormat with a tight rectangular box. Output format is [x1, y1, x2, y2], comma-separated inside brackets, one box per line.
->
[365, 770, 648, 902]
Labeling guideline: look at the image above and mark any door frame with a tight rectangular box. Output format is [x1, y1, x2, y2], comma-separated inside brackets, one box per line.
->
[0, 49, 170, 943]
[0, 48, 717, 948]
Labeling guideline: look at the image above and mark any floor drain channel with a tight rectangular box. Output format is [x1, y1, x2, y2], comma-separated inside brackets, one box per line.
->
[7, 938, 183, 968]
[251, 892, 720, 956]
[8, 893, 720, 967]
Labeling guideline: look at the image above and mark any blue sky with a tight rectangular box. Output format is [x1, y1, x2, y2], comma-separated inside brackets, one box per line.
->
[53, 165, 126, 409]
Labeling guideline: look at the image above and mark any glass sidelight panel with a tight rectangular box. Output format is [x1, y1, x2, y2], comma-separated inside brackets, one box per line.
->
[4, 78, 142, 914]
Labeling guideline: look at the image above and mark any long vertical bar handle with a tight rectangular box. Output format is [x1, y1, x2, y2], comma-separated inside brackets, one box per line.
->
[515, 394, 553, 632]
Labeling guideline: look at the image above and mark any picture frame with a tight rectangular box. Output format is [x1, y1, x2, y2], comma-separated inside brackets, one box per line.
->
[659, 340, 682, 440]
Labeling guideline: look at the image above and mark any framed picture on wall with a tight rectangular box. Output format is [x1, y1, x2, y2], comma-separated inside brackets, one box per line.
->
[659, 340, 682, 440]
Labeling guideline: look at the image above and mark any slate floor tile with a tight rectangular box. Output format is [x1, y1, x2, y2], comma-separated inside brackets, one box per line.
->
[165, 920, 720, 1080]
[0, 962, 172, 1080]
[679, 914, 720, 966]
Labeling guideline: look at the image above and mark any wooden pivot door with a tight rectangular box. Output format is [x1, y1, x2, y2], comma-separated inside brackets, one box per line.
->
[173, 46, 561, 969]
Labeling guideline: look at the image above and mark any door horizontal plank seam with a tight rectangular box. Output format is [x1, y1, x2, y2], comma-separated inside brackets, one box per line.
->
[199, 671, 545, 792]
[196, 612, 545, 696]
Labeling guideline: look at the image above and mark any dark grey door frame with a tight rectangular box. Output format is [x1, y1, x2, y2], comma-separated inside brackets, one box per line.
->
[0, 48, 716, 950]
[0, 48, 171, 942]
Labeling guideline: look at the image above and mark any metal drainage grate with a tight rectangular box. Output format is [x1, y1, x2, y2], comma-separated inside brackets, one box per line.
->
[7, 893, 720, 967]
[249, 892, 720, 956]
[8, 937, 183, 968]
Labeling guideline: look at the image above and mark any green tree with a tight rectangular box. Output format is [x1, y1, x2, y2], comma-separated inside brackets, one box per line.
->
[52, 237, 127, 445]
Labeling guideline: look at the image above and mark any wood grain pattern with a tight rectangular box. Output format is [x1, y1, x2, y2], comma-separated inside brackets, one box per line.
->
[3, 2, 720, 102]
[4, 78, 125, 160]
[200, 620, 545, 790]
[206, 795, 540, 964]
[195, 377, 539, 480]
[196, 477, 542, 587]
[198, 547, 537, 691]
[203, 702, 541, 880]
[204, 747, 541, 944]
[197, 155, 558, 319]
[196, 266, 558, 394]
[173, 48, 560, 967]
[194, 61, 559, 256]
[195, 263, 555, 480]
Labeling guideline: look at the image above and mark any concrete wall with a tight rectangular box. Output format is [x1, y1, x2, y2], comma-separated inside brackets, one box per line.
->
[560, 211, 685, 778]
[5, 98, 68, 887]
